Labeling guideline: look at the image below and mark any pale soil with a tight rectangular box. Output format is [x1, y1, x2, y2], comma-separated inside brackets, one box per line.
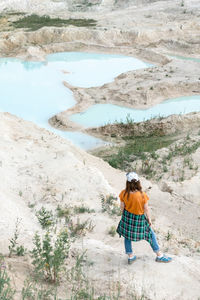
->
[87, 112, 200, 138]
[0, 0, 200, 299]
[1, 112, 200, 300]
[89, 114, 200, 188]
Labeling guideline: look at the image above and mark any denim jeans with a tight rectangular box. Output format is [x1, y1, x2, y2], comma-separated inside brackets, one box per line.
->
[124, 228, 160, 254]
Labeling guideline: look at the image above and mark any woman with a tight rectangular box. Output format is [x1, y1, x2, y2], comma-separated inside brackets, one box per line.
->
[117, 172, 172, 264]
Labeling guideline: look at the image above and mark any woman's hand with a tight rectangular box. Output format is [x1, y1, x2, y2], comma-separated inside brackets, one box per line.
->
[144, 203, 152, 226]
[120, 201, 125, 212]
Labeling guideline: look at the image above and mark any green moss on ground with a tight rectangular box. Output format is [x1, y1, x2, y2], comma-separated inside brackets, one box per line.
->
[101, 134, 176, 170]
[12, 14, 96, 31]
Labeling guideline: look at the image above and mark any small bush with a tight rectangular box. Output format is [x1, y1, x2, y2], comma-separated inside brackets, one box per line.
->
[69, 218, 95, 237]
[56, 205, 71, 218]
[16, 245, 27, 256]
[36, 207, 54, 229]
[31, 229, 70, 283]
[108, 226, 116, 237]
[166, 231, 172, 241]
[101, 195, 121, 216]
[8, 219, 20, 258]
[163, 165, 168, 173]
[74, 205, 95, 214]
[0, 260, 15, 299]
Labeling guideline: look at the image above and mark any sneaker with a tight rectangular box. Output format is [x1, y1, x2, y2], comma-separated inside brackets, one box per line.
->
[155, 254, 172, 263]
[128, 255, 137, 265]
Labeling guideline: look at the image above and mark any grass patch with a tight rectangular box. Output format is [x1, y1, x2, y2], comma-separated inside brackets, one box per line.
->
[107, 135, 175, 170]
[12, 14, 96, 31]
[56, 205, 71, 219]
[74, 205, 95, 214]
[165, 140, 200, 159]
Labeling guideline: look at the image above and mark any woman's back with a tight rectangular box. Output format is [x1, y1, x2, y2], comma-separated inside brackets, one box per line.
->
[119, 189, 149, 215]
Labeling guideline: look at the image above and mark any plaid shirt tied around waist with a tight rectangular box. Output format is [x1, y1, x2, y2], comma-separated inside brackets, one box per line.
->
[116, 209, 153, 246]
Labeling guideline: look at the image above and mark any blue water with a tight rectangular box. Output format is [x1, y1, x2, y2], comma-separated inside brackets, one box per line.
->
[70, 95, 200, 128]
[0, 52, 151, 149]
[169, 54, 200, 63]
[47, 52, 152, 88]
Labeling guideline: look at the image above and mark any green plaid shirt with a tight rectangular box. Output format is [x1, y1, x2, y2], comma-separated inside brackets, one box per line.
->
[117, 209, 153, 246]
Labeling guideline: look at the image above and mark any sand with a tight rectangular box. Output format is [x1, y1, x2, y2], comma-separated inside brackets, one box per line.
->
[0, 0, 200, 299]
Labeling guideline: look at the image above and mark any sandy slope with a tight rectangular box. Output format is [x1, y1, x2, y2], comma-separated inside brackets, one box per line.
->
[0, 112, 113, 253]
[0, 112, 200, 299]
[0, 0, 200, 299]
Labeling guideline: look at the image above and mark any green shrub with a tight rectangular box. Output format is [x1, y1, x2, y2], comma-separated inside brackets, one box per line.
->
[56, 205, 71, 218]
[8, 219, 27, 257]
[166, 231, 172, 241]
[108, 226, 116, 237]
[16, 245, 27, 256]
[73, 205, 95, 214]
[0, 261, 15, 300]
[31, 229, 70, 283]
[8, 219, 20, 258]
[36, 207, 54, 229]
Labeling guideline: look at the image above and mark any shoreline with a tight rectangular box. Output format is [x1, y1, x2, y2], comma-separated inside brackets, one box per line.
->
[0, 5, 200, 145]
[48, 54, 200, 135]
[1, 43, 200, 146]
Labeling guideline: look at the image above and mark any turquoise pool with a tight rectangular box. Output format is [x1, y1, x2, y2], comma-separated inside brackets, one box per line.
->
[169, 54, 200, 63]
[70, 95, 200, 128]
[0, 52, 151, 149]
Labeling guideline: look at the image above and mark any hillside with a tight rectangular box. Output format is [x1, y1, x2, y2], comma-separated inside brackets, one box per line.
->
[0, 0, 200, 299]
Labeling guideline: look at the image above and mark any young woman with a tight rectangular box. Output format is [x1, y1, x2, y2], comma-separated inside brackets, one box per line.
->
[117, 172, 172, 264]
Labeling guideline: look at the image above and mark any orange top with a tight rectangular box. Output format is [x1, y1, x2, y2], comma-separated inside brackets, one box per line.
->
[119, 189, 149, 215]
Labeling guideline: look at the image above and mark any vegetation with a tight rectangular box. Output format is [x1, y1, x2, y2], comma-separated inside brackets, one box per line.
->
[8, 219, 26, 257]
[31, 229, 70, 283]
[165, 139, 200, 159]
[165, 231, 172, 241]
[0, 262, 15, 300]
[3, 211, 149, 299]
[68, 218, 95, 237]
[21, 279, 54, 300]
[73, 205, 95, 214]
[12, 14, 96, 31]
[92, 117, 200, 181]
[106, 134, 175, 170]
[36, 207, 55, 229]
[108, 226, 116, 237]
[56, 205, 71, 218]
[101, 195, 121, 216]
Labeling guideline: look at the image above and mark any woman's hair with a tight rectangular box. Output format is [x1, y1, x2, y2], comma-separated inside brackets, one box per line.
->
[124, 179, 143, 200]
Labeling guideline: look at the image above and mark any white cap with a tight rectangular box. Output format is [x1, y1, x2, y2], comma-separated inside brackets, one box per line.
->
[126, 172, 139, 182]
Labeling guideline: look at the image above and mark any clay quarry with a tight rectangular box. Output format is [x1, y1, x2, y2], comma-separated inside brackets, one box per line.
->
[0, 0, 200, 299]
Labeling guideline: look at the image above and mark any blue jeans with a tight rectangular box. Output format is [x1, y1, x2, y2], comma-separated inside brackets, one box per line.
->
[124, 228, 160, 254]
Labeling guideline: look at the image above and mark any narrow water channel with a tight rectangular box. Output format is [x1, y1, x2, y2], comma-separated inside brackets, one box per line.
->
[70, 95, 200, 128]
